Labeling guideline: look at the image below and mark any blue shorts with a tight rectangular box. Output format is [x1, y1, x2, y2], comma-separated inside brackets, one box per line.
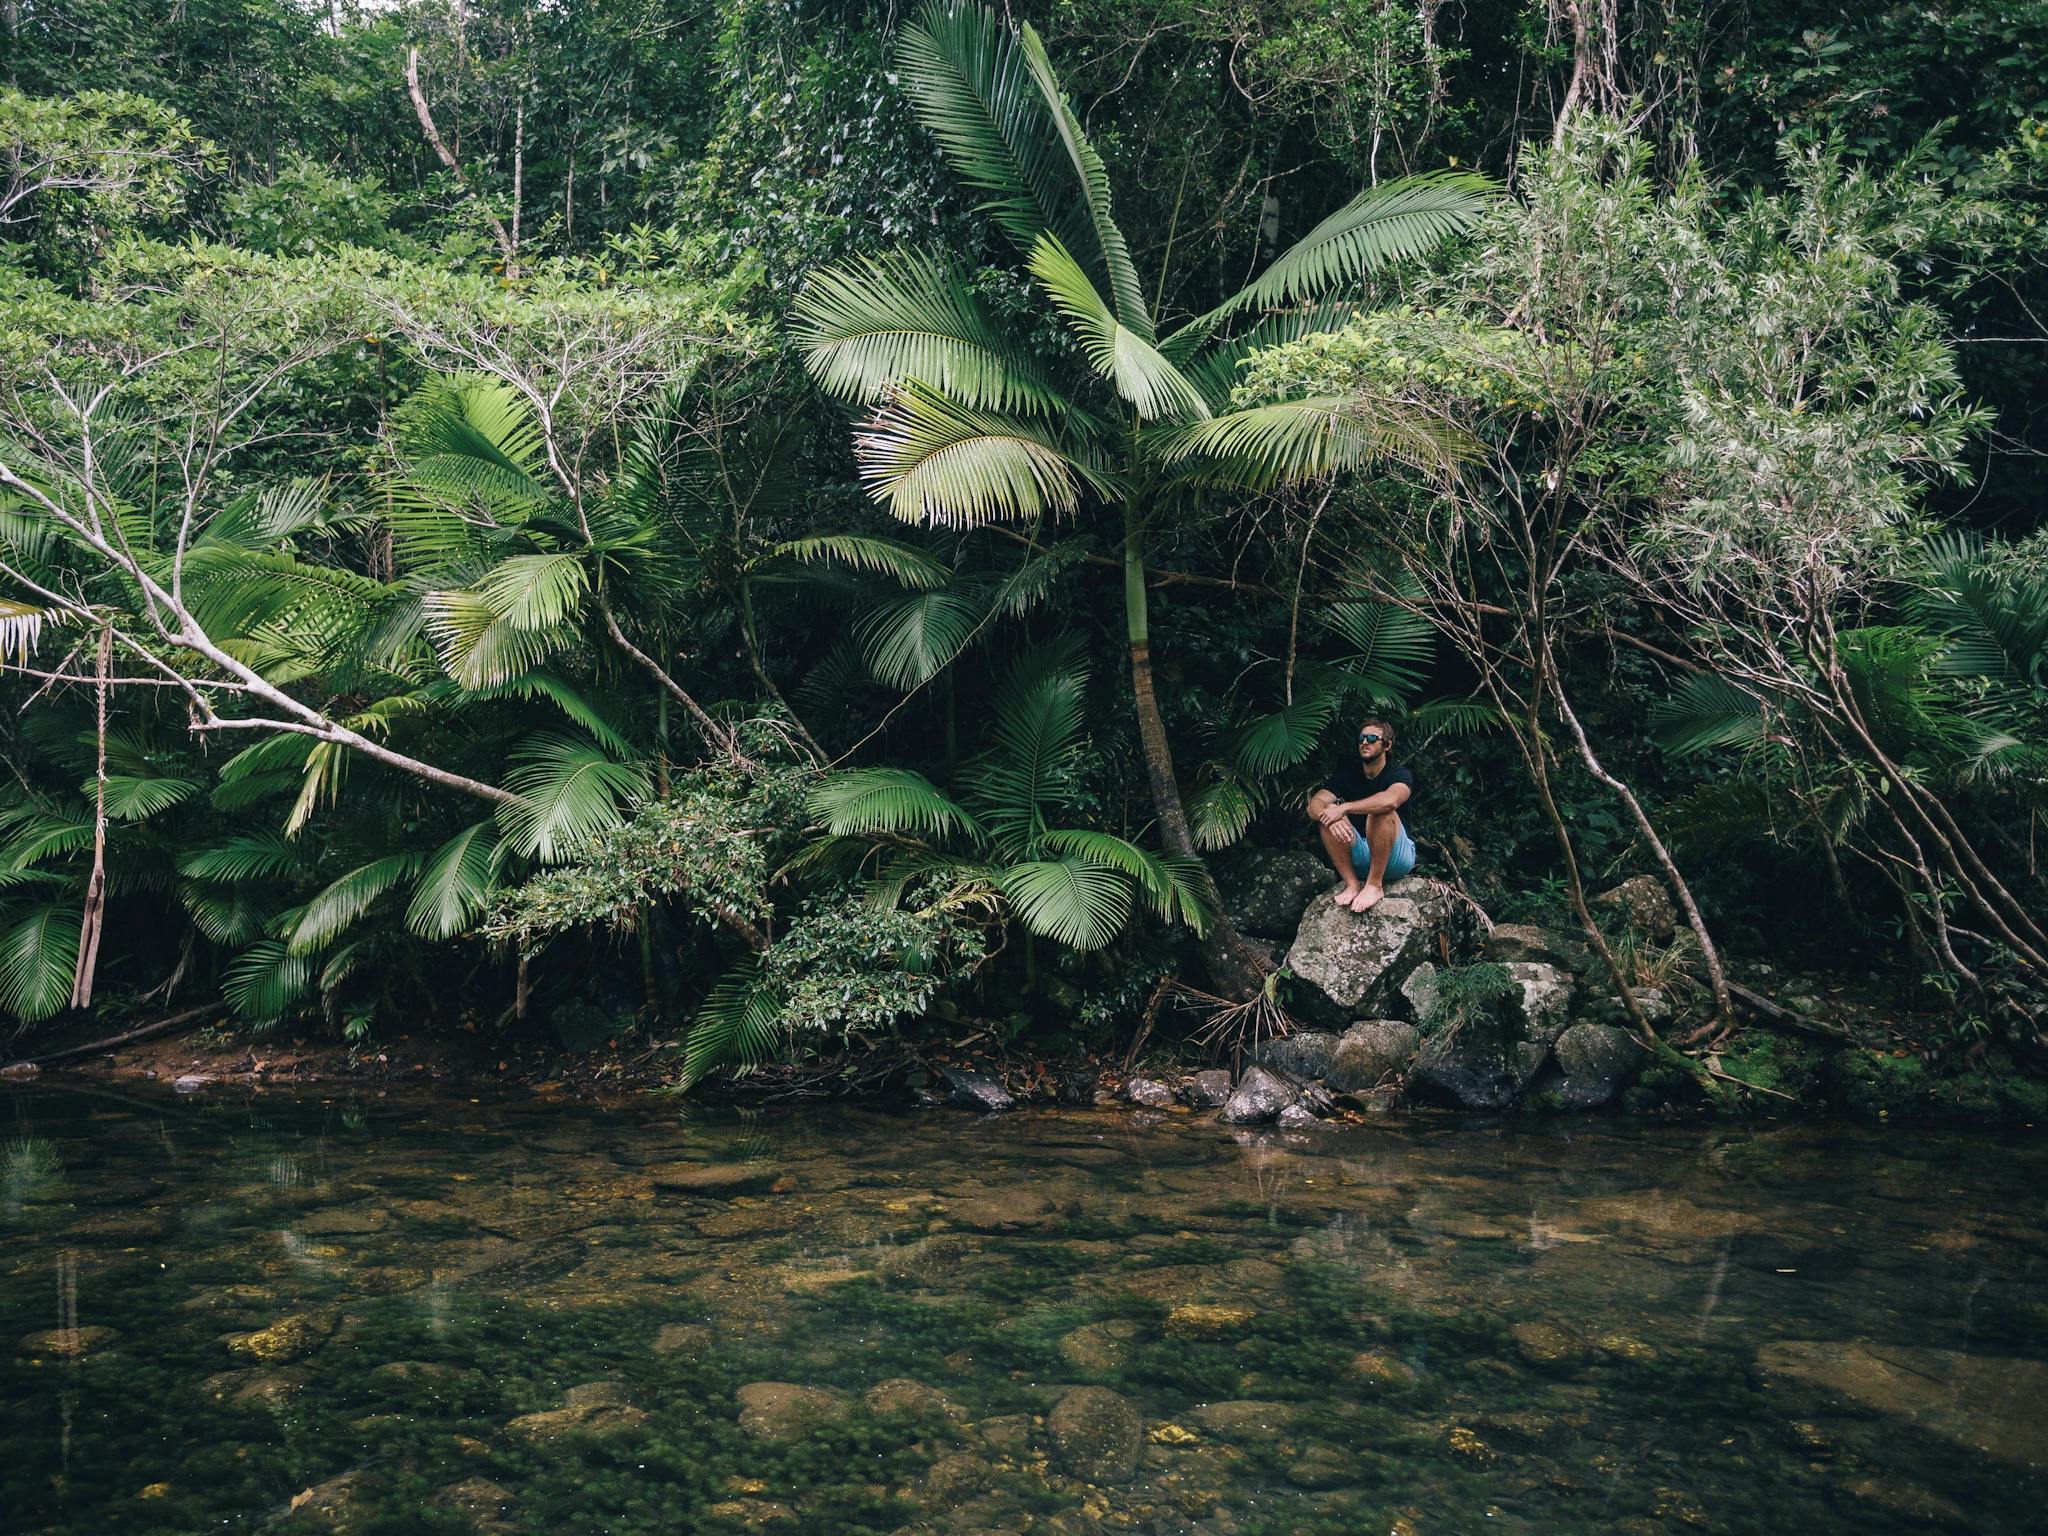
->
[1351, 818, 1417, 882]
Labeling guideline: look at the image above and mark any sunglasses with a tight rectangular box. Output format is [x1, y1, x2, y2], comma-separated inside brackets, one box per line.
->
[1358, 731, 1385, 745]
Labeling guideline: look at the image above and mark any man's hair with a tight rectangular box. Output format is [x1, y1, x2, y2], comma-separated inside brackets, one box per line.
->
[1360, 716, 1395, 747]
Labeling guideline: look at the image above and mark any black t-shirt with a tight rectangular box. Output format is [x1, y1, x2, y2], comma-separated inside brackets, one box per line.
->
[1319, 760, 1417, 839]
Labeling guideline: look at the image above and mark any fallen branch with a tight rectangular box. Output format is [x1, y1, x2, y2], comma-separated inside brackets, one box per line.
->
[13, 1002, 224, 1066]
[1726, 979, 1857, 1043]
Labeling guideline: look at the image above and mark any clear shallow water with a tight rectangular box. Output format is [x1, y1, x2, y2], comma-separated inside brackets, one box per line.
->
[2, 1088, 2044, 1536]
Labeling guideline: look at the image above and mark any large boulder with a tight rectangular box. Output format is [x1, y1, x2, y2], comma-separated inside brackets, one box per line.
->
[1596, 875, 1677, 941]
[1123, 1077, 1173, 1108]
[1398, 961, 1441, 1022]
[1252, 1031, 1340, 1079]
[1548, 1023, 1644, 1108]
[1218, 848, 1338, 939]
[937, 1065, 1014, 1112]
[1326, 1020, 1420, 1091]
[1222, 1066, 1297, 1124]
[1181, 1069, 1233, 1107]
[1283, 878, 1479, 1026]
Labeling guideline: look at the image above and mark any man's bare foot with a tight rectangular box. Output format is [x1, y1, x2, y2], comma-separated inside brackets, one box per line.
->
[1332, 885, 1363, 906]
[1349, 883, 1385, 913]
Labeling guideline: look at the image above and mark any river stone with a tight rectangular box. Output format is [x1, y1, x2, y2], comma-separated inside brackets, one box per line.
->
[652, 1323, 713, 1355]
[1596, 875, 1677, 940]
[647, 1163, 777, 1198]
[863, 1377, 967, 1422]
[947, 1189, 1059, 1231]
[285, 1471, 369, 1531]
[1253, 1030, 1341, 1079]
[1276, 1103, 1322, 1129]
[1551, 1023, 1643, 1107]
[1223, 1066, 1297, 1124]
[1284, 1443, 1353, 1489]
[1048, 1385, 1142, 1482]
[735, 1381, 852, 1442]
[1512, 1321, 1585, 1368]
[1757, 1342, 2048, 1469]
[1182, 1070, 1233, 1107]
[20, 1325, 118, 1357]
[1059, 1318, 1141, 1372]
[1124, 1077, 1174, 1108]
[1163, 1303, 1256, 1340]
[938, 1065, 1014, 1112]
[224, 1314, 331, 1363]
[510, 1381, 648, 1441]
[1586, 986, 1674, 1030]
[1189, 1400, 1296, 1443]
[1504, 962, 1575, 1046]
[921, 1452, 994, 1503]
[1219, 848, 1338, 938]
[203, 1367, 311, 1406]
[434, 1476, 515, 1530]
[1283, 878, 1476, 1026]
[1327, 1020, 1419, 1090]
[1482, 923, 1593, 974]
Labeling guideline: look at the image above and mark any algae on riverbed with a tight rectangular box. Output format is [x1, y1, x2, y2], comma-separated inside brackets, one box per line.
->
[1, 1089, 2043, 1535]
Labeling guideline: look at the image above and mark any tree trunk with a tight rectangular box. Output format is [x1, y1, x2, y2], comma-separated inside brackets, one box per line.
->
[69, 626, 111, 1011]
[1123, 511, 1269, 1000]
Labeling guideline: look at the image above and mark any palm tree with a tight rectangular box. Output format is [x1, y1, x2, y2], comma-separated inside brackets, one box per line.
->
[804, 641, 1214, 955]
[791, 0, 1492, 995]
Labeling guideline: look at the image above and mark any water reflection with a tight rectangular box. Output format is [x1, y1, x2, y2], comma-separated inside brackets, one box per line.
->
[0, 1087, 2043, 1535]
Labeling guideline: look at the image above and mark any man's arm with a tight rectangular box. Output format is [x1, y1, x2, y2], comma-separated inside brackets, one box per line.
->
[1345, 782, 1410, 817]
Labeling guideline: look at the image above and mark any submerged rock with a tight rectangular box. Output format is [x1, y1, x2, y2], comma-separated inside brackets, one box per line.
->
[1124, 1077, 1174, 1108]
[20, 1325, 118, 1357]
[509, 1381, 648, 1442]
[1048, 1385, 1142, 1482]
[734, 1381, 852, 1442]
[1757, 1341, 2048, 1469]
[285, 1471, 370, 1531]
[1188, 1399, 1295, 1442]
[646, 1162, 777, 1199]
[1283, 878, 1479, 1025]
[1059, 1318, 1141, 1372]
[202, 1367, 311, 1406]
[223, 1314, 331, 1363]
[1163, 1302, 1256, 1340]
[1276, 1103, 1322, 1129]
[1327, 1020, 1419, 1090]
[862, 1377, 967, 1422]
[434, 1476, 515, 1532]
[1182, 1069, 1233, 1107]
[937, 1065, 1014, 1112]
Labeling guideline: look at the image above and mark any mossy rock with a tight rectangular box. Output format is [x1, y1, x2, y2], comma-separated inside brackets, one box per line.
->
[1829, 1048, 2048, 1122]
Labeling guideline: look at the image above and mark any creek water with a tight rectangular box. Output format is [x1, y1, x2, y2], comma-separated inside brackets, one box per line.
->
[1, 1086, 2043, 1535]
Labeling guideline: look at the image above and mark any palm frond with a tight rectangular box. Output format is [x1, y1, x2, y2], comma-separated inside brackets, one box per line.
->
[791, 250, 1063, 413]
[407, 821, 505, 940]
[679, 955, 785, 1089]
[287, 853, 427, 955]
[1027, 235, 1208, 421]
[497, 734, 653, 861]
[897, 0, 1088, 256]
[1649, 673, 1769, 758]
[1152, 396, 1467, 488]
[222, 939, 313, 1023]
[968, 653, 1088, 851]
[1037, 828, 1213, 933]
[1323, 600, 1434, 701]
[1230, 694, 1337, 776]
[179, 831, 305, 883]
[1910, 532, 2048, 687]
[94, 774, 201, 821]
[1222, 171, 1495, 315]
[0, 597, 51, 662]
[807, 768, 979, 840]
[179, 882, 276, 946]
[775, 535, 953, 591]
[997, 856, 1130, 949]
[0, 903, 80, 1021]
[1406, 695, 1503, 744]
[855, 588, 984, 689]
[422, 585, 575, 690]
[464, 673, 635, 757]
[1187, 773, 1261, 851]
[856, 381, 1085, 527]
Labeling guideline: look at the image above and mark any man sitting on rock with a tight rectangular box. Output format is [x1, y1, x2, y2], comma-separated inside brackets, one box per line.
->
[1306, 716, 1417, 913]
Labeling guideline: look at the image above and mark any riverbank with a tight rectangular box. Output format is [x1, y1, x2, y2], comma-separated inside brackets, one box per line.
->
[4, 961, 2041, 1127]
